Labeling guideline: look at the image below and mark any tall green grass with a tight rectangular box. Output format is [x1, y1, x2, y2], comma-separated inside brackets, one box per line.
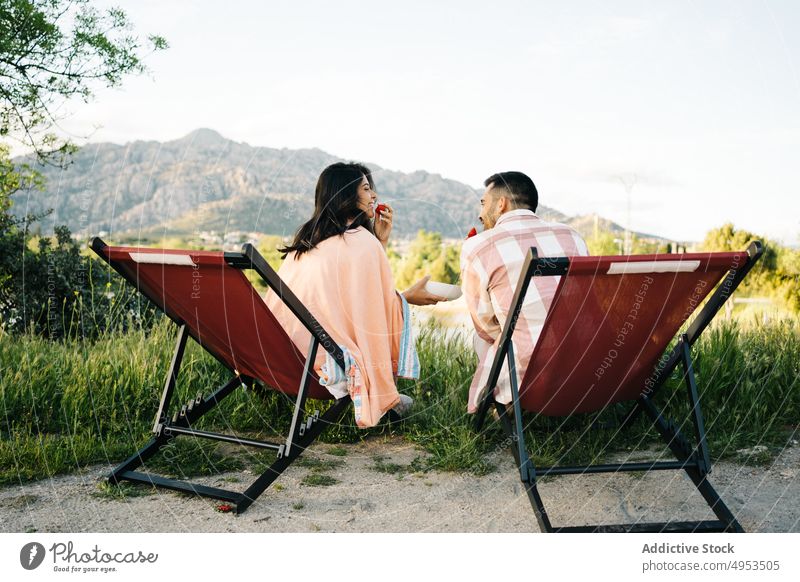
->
[511, 317, 799, 470]
[1, 317, 798, 485]
[686, 317, 800, 455]
[400, 323, 500, 474]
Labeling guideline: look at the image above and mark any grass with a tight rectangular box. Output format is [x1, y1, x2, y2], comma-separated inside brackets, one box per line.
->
[369, 454, 412, 475]
[297, 452, 344, 486]
[1, 315, 798, 487]
[143, 438, 246, 479]
[401, 321, 499, 474]
[734, 445, 777, 467]
[295, 456, 344, 472]
[94, 480, 155, 500]
[301, 474, 339, 487]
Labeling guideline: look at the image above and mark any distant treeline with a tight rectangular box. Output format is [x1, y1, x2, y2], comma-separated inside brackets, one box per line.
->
[1, 216, 797, 339]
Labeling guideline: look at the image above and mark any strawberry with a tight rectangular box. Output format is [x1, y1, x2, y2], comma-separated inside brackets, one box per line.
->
[466, 227, 478, 239]
[376, 203, 387, 216]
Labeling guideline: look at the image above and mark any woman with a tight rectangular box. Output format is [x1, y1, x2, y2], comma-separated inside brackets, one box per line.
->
[265, 162, 444, 428]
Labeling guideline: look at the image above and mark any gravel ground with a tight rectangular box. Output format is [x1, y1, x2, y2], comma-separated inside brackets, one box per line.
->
[1, 436, 798, 533]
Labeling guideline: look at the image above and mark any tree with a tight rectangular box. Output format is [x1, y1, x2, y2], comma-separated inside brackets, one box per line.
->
[1, 0, 167, 165]
[701, 223, 799, 314]
[701, 222, 778, 272]
[1, 0, 167, 336]
[585, 230, 621, 255]
[390, 230, 461, 289]
[0, 141, 41, 293]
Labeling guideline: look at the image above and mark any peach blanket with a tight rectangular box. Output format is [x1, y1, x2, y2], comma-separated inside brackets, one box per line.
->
[264, 226, 406, 427]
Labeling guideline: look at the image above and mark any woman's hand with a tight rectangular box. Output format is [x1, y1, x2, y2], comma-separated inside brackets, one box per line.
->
[402, 275, 447, 306]
[374, 202, 393, 247]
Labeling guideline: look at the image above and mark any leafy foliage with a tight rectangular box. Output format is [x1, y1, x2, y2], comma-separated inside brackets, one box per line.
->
[1, 1, 167, 336]
[585, 229, 671, 255]
[389, 230, 461, 289]
[0, 0, 167, 164]
[702, 223, 799, 312]
[0, 223, 161, 338]
[1, 145, 160, 337]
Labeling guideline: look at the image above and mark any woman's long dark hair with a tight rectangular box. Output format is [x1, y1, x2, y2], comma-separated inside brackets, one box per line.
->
[279, 162, 376, 259]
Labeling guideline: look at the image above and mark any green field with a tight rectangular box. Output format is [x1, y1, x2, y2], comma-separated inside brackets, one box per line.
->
[1, 315, 798, 486]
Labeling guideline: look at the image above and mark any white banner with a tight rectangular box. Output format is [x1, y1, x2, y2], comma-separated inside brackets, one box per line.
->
[1, 533, 798, 581]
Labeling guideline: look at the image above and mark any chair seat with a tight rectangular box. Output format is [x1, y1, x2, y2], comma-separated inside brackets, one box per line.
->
[104, 246, 332, 399]
[518, 252, 746, 415]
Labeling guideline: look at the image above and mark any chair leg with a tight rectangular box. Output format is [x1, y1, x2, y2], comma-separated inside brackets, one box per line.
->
[685, 470, 744, 533]
[108, 435, 171, 486]
[285, 336, 319, 457]
[152, 323, 189, 434]
[495, 403, 553, 533]
[110, 387, 351, 513]
[108, 375, 245, 486]
[680, 335, 711, 475]
[494, 396, 743, 533]
[638, 395, 744, 532]
[235, 397, 351, 513]
[109, 329, 353, 513]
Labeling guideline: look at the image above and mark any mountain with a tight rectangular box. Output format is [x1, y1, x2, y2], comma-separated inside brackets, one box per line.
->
[11, 129, 659, 242]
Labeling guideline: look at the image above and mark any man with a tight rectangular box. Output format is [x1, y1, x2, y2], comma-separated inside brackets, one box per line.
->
[460, 171, 589, 413]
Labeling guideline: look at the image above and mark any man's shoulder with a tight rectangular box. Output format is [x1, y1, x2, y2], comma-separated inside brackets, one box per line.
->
[461, 216, 587, 265]
[524, 218, 588, 257]
[536, 217, 585, 239]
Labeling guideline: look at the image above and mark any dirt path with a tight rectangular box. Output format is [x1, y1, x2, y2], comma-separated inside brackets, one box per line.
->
[1, 437, 798, 533]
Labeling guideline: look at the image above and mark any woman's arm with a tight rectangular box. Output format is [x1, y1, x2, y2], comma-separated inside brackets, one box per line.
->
[401, 275, 446, 306]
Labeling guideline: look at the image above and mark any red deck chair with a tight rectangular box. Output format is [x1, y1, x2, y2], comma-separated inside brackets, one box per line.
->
[474, 242, 763, 533]
[91, 237, 350, 513]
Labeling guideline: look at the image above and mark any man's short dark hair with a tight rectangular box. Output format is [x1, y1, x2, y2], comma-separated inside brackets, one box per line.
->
[484, 171, 538, 212]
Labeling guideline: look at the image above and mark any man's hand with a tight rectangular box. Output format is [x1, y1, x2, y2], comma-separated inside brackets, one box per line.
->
[402, 275, 447, 306]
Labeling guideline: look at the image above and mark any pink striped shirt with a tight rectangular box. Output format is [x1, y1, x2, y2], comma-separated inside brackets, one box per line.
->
[460, 209, 589, 412]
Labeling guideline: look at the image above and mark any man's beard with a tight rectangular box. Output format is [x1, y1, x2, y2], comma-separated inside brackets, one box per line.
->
[484, 205, 501, 229]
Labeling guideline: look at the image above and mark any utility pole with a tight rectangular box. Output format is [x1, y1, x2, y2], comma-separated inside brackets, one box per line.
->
[617, 173, 637, 254]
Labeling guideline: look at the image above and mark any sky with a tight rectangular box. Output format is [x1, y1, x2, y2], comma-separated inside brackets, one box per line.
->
[47, 0, 800, 244]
